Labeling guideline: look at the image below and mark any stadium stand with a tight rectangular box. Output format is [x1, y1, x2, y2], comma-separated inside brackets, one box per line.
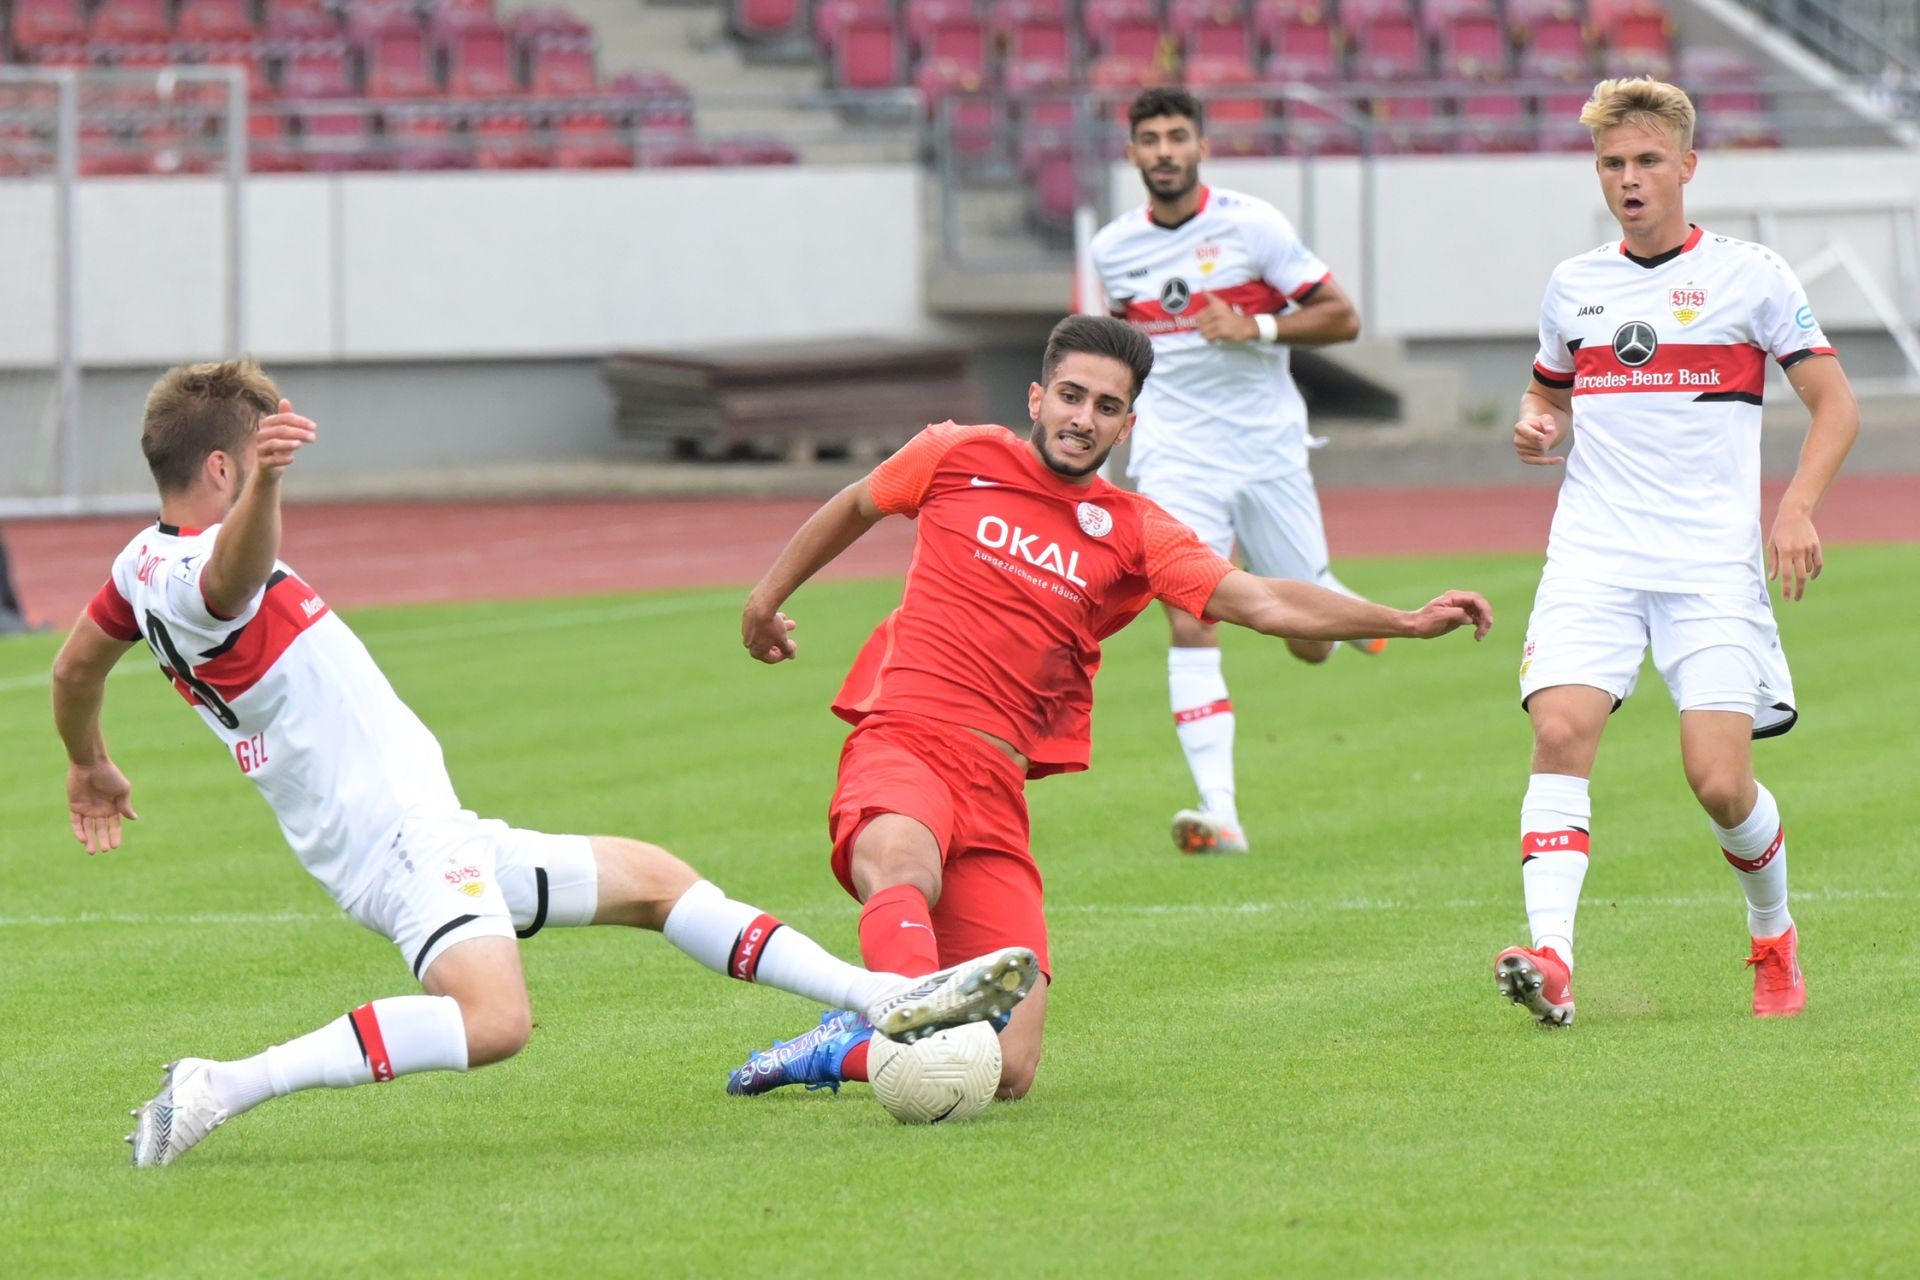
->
[0, 0, 799, 171]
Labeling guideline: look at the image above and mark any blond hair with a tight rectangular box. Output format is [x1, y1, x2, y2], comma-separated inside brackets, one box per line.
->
[141, 359, 281, 495]
[1579, 77, 1696, 150]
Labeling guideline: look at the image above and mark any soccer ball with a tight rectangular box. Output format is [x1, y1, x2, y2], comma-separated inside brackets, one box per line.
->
[868, 1023, 1001, 1125]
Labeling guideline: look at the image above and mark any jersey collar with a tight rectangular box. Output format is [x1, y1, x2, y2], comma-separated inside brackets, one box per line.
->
[1147, 185, 1210, 230]
[1619, 224, 1704, 269]
[156, 521, 205, 537]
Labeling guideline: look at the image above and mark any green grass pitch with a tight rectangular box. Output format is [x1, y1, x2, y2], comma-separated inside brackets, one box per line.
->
[1, 546, 1916, 1278]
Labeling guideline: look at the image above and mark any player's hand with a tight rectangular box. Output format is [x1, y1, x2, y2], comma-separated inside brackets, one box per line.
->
[1514, 413, 1564, 465]
[67, 759, 137, 855]
[254, 399, 317, 481]
[742, 607, 798, 664]
[1400, 590, 1494, 641]
[1766, 508, 1823, 602]
[1192, 292, 1260, 344]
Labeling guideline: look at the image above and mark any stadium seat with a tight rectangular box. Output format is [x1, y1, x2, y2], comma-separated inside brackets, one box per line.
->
[1278, 91, 1360, 154]
[469, 107, 550, 168]
[709, 137, 801, 165]
[1261, 18, 1339, 81]
[1171, 0, 1243, 40]
[280, 43, 354, 99]
[361, 15, 438, 100]
[1516, 18, 1591, 82]
[1186, 20, 1251, 62]
[1600, 14, 1672, 77]
[529, 42, 599, 96]
[814, 0, 890, 54]
[553, 112, 633, 168]
[903, 0, 979, 54]
[1504, 0, 1583, 33]
[247, 109, 309, 172]
[1190, 55, 1269, 155]
[733, 0, 806, 43]
[1030, 149, 1079, 228]
[1587, 0, 1667, 26]
[916, 56, 995, 154]
[1676, 45, 1757, 86]
[1081, 0, 1157, 50]
[987, 0, 1070, 43]
[833, 19, 901, 88]
[1100, 21, 1166, 63]
[1370, 94, 1444, 153]
[1698, 113, 1782, 149]
[1000, 19, 1073, 85]
[441, 15, 518, 97]
[1419, 0, 1497, 33]
[88, 0, 170, 44]
[1350, 15, 1424, 80]
[1436, 14, 1506, 81]
[922, 18, 988, 66]
[1336, 0, 1413, 40]
[1536, 90, 1593, 150]
[1453, 89, 1532, 152]
[10, 0, 88, 58]
[638, 133, 713, 166]
[384, 103, 470, 169]
[174, 0, 256, 46]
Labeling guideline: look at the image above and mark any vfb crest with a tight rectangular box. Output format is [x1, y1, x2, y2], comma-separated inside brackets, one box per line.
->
[1669, 288, 1707, 326]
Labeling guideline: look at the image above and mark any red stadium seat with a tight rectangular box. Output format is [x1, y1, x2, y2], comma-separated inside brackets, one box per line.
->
[1190, 55, 1268, 155]
[362, 16, 439, 99]
[1187, 20, 1250, 61]
[1504, 0, 1582, 33]
[9, 0, 88, 58]
[1677, 45, 1757, 85]
[248, 110, 310, 172]
[1001, 19, 1074, 84]
[638, 134, 713, 166]
[902, 0, 979, 54]
[1100, 21, 1165, 62]
[1454, 89, 1532, 153]
[709, 137, 800, 165]
[1350, 15, 1424, 80]
[1601, 14, 1672, 78]
[1370, 93, 1443, 153]
[1278, 91, 1360, 154]
[175, 0, 256, 45]
[1250, 0, 1328, 40]
[1419, 0, 1496, 34]
[987, 0, 1070, 43]
[923, 19, 987, 66]
[833, 20, 901, 88]
[470, 107, 550, 168]
[1336, 0, 1412, 40]
[734, 0, 806, 42]
[813, 0, 889, 53]
[1517, 18, 1592, 82]
[1588, 0, 1667, 26]
[1537, 90, 1594, 151]
[89, 0, 170, 44]
[1437, 14, 1506, 81]
[441, 15, 518, 97]
[1698, 114, 1781, 150]
[280, 44, 355, 98]
[553, 113, 633, 168]
[530, 44, 599, 96]
[1081, 0, 1156, 48]
[1260, 18, 1338, 80]
[1030, 149, 1079, 228]
[384, 104, 470, 169]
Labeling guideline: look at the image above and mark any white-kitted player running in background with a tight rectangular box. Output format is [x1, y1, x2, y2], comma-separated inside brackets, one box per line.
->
[51, 360, 1038, 1166]
[1497, 77, 1859, 1026]
[1090, 85, 1380, 858]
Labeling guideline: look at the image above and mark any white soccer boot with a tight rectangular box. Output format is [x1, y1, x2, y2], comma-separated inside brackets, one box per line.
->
[866, 946, 1039, 1043]
[127, 1058, 230, 1167]
[1172, 808, 1249, 855]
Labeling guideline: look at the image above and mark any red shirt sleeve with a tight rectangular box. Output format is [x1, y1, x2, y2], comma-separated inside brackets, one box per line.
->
[1141, 502, 1236, 617]
[868, 422, 1008, 517]
[87, 579, 140, 642]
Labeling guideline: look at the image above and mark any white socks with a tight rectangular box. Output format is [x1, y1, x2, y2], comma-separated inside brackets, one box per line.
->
[207, 995, 469, 1117]
[1715, 782, 1791, 939]
[1169, 646, 1239, 829]
[663, 879, 894, 1013]
[1521, 773, 1592, 967]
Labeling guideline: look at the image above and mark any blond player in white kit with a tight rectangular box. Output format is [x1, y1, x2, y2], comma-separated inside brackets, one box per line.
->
[1089, 86, 1378, 858]
[1495, 78, 1859, 1026]
[51, 361, 1038, 1166]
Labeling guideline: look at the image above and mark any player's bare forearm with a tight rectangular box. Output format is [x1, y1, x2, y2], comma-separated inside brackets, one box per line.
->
[743, 481, 885, 660]
[202, 471, 283, 618]
[1204, 571, 1492, 643]
[1515, 380, 1573, 464]
[50, 616, 132, 766]
[1777, 356, 1859, 519]
[1271, 285, 1361, 348]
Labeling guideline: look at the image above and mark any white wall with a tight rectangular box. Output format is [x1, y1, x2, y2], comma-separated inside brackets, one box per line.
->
[1114, 148, 1920, 338]
[0, 166, 931, 366]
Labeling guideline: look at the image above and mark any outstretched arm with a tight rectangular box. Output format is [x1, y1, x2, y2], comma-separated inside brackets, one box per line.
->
[1768, 356, 1859, 601]
[742, 479, 886, 663]
[1203, 570, 1493, 643]
[51, 615, 139, 853]
[200, 400, 317, 619]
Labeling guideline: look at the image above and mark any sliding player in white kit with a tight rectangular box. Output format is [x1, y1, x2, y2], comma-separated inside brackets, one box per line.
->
[1090, 86, 1378, 857]
[1495, 79, 1859, 1025]
[50, 360, 1039, 1166]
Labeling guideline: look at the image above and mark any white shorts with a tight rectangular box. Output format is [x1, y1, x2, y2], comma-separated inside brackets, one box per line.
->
[1519, 574, 1798, 737]
[343, 811, 600, 981]
[1135, 464, 1336, 588]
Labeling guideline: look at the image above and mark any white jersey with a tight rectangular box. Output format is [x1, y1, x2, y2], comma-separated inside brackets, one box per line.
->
[1532, 226, 1835, 593]
[1090, 185, 1332, 481]
[88, 522, 461, 904]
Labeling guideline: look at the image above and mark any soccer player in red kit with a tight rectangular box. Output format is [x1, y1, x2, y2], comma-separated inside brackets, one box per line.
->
[727, 316, 1493, 1102]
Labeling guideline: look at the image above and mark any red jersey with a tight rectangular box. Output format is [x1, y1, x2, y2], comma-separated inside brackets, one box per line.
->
[831, 423, 1236, 777]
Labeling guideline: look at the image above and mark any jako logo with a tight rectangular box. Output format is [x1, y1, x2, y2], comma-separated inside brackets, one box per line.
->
[976, 516, 1090, 586]
[1577, 304, 1604, 316]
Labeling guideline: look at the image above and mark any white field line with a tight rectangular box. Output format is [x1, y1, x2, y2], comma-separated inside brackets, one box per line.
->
[0, 886, 1901, 930]
[0, 591, 744, 695]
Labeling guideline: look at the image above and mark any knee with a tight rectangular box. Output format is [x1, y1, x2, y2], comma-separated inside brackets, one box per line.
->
[593, 836, 700, 930]
[851, 836, 942, 905]
[1531, 713, 1597, 771]
[1287, 637, 1334, 665]
[995, 1043, 1040, 1101]
[1687, 767, 1756, 828]
[458, 990, 532, 1067]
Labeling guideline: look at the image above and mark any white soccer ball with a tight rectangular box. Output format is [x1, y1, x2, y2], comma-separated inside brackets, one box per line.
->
[868, 1023, 1002, 1125]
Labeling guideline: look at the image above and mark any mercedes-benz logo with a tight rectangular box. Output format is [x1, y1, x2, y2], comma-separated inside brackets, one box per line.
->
[1612, 321, 1658, 367]
[1160, 277, 1192, 314]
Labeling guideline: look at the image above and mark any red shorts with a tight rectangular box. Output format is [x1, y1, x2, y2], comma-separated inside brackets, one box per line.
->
[829, 712, 1049, 975]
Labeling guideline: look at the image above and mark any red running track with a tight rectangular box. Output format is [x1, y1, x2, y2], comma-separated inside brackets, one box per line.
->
[8, 475, 1918, 627]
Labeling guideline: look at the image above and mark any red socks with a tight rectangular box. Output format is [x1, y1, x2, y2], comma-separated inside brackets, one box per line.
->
[858, 884, 940, 978]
